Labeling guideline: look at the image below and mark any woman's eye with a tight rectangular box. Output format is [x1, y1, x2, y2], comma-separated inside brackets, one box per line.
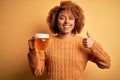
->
[69, 17, 74, 20]
[59, 17, 65, 20]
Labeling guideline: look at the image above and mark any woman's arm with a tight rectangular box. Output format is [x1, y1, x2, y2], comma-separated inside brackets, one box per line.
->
[82, 32, 111, 69]
[28, 50, 45, 76]
[28, 37, 45, 76]
[88, 42, 111, 69]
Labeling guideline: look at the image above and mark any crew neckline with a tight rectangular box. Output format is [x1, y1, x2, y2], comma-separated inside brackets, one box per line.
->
[52, 35, 78, 41]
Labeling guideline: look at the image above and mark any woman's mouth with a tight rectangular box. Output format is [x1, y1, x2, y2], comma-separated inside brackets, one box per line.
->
[63, 25, 71, 29]
[63, 25, 70, 28]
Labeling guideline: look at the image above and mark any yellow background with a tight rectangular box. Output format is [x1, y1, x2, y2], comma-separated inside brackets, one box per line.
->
[0, 0, 120, 80]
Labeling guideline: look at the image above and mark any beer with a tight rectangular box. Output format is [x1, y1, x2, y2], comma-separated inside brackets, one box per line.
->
[34, 33, 49, 51]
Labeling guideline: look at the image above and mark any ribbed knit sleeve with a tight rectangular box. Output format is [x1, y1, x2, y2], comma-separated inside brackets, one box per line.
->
[28, 50, 45, 76]
[88, 41, 111, 69]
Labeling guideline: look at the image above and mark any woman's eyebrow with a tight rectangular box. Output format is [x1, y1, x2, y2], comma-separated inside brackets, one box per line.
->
[59, 14, 74, 17]
[59, 14, 65, 16]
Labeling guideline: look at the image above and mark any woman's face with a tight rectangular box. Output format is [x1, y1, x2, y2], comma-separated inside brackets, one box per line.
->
[57, 10, 75, 34]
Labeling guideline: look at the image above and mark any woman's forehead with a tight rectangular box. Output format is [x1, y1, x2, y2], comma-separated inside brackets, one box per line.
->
[58, 10, 74, 17]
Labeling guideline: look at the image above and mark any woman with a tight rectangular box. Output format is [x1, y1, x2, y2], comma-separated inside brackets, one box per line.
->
[28, 1, 111, 80]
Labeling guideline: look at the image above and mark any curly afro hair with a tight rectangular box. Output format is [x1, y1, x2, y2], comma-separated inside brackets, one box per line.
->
[47, 0, 85, 34]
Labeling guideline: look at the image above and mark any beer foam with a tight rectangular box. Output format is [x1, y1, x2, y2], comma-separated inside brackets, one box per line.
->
[35, 33, 49, 38]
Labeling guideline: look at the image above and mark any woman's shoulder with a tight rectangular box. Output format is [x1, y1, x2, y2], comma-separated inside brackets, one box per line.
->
[48, 36, 59, 43]
[74, 35, 83, 41]
[49, 36, 58, 41]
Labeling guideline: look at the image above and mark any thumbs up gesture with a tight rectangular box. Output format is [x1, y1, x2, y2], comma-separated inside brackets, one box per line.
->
[82, 31, 95, 48]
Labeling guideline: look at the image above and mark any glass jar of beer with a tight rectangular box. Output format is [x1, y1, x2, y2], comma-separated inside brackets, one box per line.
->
[34, 33, 49, 51]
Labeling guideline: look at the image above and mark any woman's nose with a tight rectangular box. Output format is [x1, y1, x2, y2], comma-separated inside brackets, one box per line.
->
[65, 18, 69, 23]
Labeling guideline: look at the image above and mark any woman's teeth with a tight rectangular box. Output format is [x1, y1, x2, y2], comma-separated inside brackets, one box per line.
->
[64, 25, 70, 28]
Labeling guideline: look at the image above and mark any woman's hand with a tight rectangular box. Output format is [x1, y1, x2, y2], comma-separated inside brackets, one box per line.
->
[82, 31, 95, 48]
[28, 37, 35, 51]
